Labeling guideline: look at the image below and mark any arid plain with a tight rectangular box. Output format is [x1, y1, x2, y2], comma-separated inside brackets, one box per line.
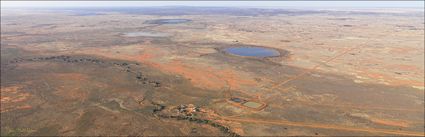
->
[1, 7, 424, 136]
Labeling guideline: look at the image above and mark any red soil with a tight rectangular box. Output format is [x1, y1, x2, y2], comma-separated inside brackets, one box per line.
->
[50, 73, 88, 81]
[86, 46, 259, 91]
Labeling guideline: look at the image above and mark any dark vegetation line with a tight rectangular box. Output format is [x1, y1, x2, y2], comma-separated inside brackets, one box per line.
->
[6, 55, 238, 136]
[5, 55, 161, 87]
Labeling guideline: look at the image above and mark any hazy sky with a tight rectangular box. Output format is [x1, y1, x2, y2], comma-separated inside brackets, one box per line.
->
[2, 1, 424, 8]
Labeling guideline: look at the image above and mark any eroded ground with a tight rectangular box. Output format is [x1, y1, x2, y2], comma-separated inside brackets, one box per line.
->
[1, 7, 424, 136]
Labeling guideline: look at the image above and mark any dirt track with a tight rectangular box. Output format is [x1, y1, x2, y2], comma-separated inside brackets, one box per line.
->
[219, 116, 424, 136]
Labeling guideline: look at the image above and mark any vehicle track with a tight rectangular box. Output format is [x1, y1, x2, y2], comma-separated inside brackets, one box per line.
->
[211, 43, 424, 135]
[219, 116, 424, 136]
[304, 102, 424, 112]
[264, 47, 359, 93]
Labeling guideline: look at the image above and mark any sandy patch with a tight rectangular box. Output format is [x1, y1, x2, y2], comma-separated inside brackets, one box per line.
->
[1, 85, 32, 112]
[371, 118, 409, 128]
